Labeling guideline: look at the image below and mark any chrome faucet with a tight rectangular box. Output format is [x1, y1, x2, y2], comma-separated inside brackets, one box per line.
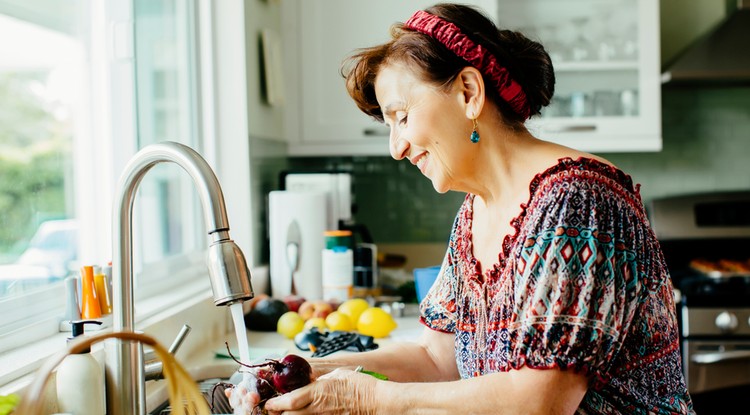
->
[106, 141, 254, 415]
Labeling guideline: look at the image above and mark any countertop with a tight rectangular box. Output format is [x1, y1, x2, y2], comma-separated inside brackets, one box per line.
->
[146, 308, 425, 412]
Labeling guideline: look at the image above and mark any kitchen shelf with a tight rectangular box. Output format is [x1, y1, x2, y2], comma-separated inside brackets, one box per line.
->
[555, 61, 640, 72]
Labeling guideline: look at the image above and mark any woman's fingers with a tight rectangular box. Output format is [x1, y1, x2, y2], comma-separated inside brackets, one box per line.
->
[264, 384, 313, 412]
[265, 368, 378, 414]
[224, 382, 262, 413]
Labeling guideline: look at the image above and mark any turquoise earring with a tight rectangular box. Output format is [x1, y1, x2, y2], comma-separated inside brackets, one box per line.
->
[470, 118, 480, 143]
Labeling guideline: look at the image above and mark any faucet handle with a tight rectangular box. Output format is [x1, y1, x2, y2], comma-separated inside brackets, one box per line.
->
[144, 324, 192, 381]
[167, 324, 192, 354]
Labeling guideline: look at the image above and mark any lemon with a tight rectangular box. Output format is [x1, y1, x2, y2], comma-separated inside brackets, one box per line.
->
[304, 317, 328, 332]
[276, 311, 305, 339]
[337, 298, 370, 326]
[325, 311, 354, 331]
[357, 307, 397, 338]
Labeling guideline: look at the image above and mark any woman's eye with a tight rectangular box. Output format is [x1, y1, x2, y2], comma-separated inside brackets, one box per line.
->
[397, 112, 408, 125]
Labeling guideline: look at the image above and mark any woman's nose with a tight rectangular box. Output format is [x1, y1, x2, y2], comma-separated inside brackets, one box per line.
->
[390, 134, 409, 160]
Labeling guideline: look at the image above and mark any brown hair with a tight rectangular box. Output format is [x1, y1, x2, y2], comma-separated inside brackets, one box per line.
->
[341, 3, 555, 127]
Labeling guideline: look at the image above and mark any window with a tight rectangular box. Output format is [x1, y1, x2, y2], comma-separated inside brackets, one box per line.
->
[130, 0, 205, 294]
[0, 12, 81, 287]
[0, 0, 211, 356]
[0, 3, 87, 349]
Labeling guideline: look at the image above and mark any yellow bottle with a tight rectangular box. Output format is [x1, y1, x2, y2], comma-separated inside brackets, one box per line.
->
[93, 266, 112, 314]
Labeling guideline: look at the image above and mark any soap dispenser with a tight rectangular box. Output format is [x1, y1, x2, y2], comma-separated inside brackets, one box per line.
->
[55, 319, 105, 415]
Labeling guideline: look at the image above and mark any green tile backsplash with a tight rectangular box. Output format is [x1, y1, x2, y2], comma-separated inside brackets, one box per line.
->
[284, 156, 464, 245]
[603, 87, 750, 203]
[280, 87, 750, 245]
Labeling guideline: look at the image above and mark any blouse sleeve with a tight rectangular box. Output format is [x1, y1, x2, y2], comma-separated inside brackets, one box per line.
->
[419, 249, 458, 333]
[419, 195, 471, 334]
[508, 177, 647, 377]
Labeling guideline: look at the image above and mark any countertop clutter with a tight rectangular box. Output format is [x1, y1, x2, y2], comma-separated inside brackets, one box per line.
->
[145, 308, 424, 414]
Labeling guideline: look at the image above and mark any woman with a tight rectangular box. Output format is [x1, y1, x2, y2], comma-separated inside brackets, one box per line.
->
[263, 3, 694, 414]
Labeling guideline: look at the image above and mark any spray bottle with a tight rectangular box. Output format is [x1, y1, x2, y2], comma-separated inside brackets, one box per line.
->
[55, 320, 105, 415]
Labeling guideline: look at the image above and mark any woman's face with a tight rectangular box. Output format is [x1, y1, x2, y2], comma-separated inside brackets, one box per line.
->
[374, 63, 472, 194]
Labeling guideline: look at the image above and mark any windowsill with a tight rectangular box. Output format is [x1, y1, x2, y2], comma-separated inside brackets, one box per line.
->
[0, 276, 230, 397]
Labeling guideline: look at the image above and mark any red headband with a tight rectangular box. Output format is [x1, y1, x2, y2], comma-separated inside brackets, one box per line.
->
[404, 10, 530, 120]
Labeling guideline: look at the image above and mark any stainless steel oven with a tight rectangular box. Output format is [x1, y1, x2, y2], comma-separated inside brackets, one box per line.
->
[649, 191, 750, 414]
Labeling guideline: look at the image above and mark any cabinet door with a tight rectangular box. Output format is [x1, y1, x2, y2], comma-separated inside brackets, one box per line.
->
[499, 0, 661, 152]
[287, 0, 497, 156]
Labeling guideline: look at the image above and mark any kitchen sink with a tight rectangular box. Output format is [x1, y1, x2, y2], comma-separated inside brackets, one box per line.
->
[147, 361, 239, 415]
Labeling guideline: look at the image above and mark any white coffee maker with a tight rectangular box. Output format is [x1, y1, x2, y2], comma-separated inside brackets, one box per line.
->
[283, 172, 354, 231]
[269, 172, 371, 300]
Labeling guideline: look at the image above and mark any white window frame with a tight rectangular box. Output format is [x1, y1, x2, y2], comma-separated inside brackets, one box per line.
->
[87, 0, 226, 313]
[0, 0, 259, 385]
[0, 0, 228, 368]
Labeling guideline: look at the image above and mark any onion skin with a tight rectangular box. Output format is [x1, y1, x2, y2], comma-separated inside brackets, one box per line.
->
[271, 354, 313, 393]
[255, 370, 277, 401]
[224, 343, 313, 411]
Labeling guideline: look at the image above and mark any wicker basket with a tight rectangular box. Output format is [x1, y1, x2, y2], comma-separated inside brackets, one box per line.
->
[15, 331, 211, 415]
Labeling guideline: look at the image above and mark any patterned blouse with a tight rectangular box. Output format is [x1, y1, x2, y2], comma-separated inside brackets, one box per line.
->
[420, 157, 694, 414]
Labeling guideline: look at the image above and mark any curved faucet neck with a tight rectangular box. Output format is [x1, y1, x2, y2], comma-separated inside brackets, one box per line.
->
[112, 141, 231, 332]
[108, 141, 241, 415]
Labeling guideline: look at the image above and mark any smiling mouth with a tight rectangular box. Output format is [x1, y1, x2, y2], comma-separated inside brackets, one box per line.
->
[411, 152, 428, 173]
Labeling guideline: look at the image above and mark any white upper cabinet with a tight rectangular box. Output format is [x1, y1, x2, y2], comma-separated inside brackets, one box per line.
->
[282, 0, 659, 156]
[501, 0, 662, 152]
[282, 0, 497, 156]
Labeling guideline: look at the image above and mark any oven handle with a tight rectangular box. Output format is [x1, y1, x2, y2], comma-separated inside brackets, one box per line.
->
[690, 350, 750, 365]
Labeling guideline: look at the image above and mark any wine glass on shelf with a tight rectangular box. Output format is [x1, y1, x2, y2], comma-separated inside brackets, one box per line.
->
[569, 16, 594, 62]
[537, 24, 565, 64]
[610, 3, 639, 61]
[593, 10, 617, 61]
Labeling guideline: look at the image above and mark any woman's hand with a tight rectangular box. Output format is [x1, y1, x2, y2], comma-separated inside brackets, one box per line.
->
[264, 367, 380, 415]
[306, 357, 356, 379]
[224, 381, 262, 414]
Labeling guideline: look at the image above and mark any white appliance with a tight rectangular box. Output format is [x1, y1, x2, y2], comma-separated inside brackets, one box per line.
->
[270, 172, 370, 301]
[268, 190, 327, 300]
[283, 173, 352, 230]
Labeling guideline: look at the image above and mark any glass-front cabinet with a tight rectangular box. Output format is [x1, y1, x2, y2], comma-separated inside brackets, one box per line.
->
[283, 0, 660, 155]
[499, 0, 661, 152]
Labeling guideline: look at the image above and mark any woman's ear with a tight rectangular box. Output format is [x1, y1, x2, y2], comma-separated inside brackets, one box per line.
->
[457, 66, 485, 118]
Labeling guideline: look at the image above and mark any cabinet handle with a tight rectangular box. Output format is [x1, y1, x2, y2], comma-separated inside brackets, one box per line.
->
[363, 127, 390, 136]
[541, 125, 597, 133]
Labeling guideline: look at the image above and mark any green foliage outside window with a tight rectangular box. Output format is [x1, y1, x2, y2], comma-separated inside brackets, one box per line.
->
[0, 72, 71, 262]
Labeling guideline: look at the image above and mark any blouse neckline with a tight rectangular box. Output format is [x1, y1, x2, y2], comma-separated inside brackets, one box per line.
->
[464, 156, 639, 282]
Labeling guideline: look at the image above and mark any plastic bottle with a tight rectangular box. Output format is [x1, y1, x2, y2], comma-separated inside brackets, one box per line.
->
[55, 320, 105, 415]
[102, 262, 113, 302]
[353, 243, 379, 298]
[62, 276, 81, 323]
[93, 266, 112, 314]
[322, 230, 354, 302]
[80, 265, 102, 319]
